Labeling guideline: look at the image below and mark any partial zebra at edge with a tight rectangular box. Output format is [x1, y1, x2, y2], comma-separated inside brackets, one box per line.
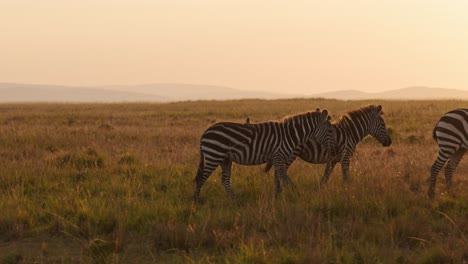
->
[428, 108, 467, 199]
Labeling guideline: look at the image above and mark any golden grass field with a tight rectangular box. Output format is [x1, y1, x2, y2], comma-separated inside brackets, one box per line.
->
[0, 99, 466, 263]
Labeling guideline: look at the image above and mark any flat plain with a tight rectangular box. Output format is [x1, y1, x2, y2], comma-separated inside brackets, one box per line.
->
[0, 99, 466, 263]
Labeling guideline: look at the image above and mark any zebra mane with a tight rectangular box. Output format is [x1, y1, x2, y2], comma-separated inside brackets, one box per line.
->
[281, 111, 317, 124]
[337, 105, 382, 125]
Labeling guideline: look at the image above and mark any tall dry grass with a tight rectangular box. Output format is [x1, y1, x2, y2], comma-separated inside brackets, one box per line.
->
[0, 99, 466, 263]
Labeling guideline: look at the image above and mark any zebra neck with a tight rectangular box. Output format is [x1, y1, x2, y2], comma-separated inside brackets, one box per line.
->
[338, 118, 369, 147]
[284, 121, 307, 148]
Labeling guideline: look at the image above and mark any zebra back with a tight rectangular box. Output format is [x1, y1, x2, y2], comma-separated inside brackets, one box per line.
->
[433, 108, 468, 145]
[200, 109, 332, 166]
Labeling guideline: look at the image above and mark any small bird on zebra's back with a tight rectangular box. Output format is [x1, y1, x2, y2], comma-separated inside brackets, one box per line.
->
[193, 108, 334, 202]
[428, 108, 467, 199]
[264, 104, 392, 186]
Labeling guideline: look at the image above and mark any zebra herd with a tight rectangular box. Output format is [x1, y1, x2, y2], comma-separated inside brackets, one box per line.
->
[193, 108, 334, 201]
[194, 105, 467, 202]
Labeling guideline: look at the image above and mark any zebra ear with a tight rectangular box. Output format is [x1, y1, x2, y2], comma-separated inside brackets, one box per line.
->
[320, 109, 329, 122]
[376, 105, 383, 116]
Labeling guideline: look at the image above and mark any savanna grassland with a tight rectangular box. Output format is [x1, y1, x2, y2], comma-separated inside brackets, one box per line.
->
[0, 99, 467, 264]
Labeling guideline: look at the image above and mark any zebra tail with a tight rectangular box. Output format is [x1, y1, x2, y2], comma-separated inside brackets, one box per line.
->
[194, 149, 205, 184]
[432, 125, 437, 141]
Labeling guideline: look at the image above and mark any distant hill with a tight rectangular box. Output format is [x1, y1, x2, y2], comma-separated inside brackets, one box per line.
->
[0, 83, 165, 102]
[0, 83, 467, 102]
[0, 83, 294, 102]
[313, 86, 468, 100]
[101, 83, 297, 101]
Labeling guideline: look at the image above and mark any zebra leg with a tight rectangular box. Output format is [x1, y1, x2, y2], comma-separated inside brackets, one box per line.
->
[444, 149, 466, 192]
[280, 159, 298, 191]
[283, 175, 298, 191]
[428, 149, 450, 199]
[273, 162, 287, 197]
[221, 159, 238, 201]
[340, 152, 352, 182]
[281, 173, 298, 192]
[320, 160, 337, 187]
[193, 159, 220, 202]
[287, 156, 298, 188]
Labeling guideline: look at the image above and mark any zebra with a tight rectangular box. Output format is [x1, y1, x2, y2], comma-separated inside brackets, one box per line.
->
[264, 105, 391, 186]
[193, 109, 334, 202]
[428, 108, 467, 199]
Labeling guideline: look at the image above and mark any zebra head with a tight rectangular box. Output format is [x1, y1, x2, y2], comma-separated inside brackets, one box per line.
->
[311, 109, 335, 156]
[368, 105, 392, 147]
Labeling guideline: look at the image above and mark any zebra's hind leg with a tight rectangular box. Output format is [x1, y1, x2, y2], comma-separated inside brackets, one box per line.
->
[282, 156, 298, 191]
[340, 152, 352, 183]
[444, 149, 466, 192]
[428, 150, 450, 199]
[282, 175, 298, 191]
[278, 173, 297, 193]
[275, 162, 297, 191]
[193, 160, 219, 202]
[221, 159, 238, 201]
[273, 163, 287, 197]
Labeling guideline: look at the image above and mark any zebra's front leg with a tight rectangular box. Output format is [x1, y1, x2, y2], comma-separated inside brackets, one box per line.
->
[320, 160, 337, 187]
[274, 173, 282, 198]
[444, 149, 465, 192]
[221, 159, 238, 202]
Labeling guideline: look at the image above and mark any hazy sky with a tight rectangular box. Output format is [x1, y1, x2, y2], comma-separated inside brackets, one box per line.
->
[1, 0, 468, 94]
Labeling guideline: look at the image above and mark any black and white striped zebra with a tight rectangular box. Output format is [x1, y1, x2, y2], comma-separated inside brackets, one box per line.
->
[428, 108, 467, 199]
[264, 105, 391, 185]
[193, 109, 334, 201]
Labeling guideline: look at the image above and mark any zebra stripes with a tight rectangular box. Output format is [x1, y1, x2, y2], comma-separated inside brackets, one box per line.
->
[264, 105, 391, 185]
[428, 108, 468, 199]
[193, 109, 333, 201]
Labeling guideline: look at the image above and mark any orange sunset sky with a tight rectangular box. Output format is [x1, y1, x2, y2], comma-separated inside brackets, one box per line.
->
[1, 0, 467, 95]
